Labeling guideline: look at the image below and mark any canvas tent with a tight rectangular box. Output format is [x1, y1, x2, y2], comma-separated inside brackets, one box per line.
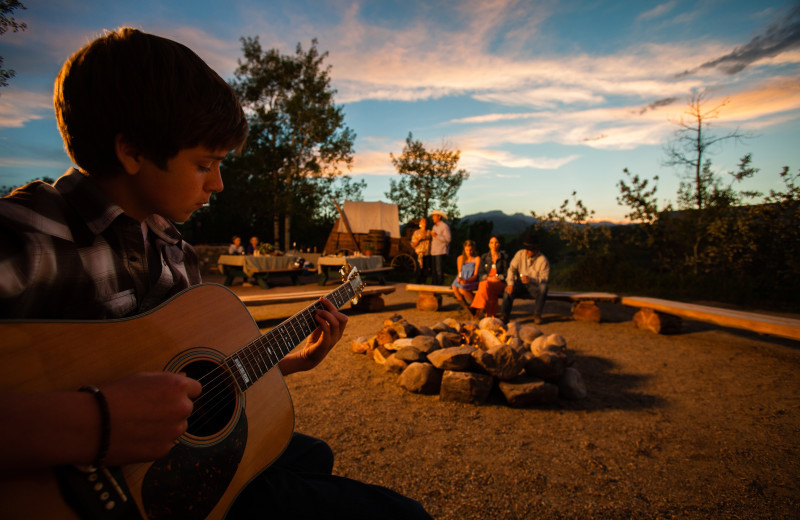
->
[335, 201, 401, 238]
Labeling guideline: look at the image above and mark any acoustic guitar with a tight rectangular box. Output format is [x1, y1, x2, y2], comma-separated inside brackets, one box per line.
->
[0, 265, 364, 520]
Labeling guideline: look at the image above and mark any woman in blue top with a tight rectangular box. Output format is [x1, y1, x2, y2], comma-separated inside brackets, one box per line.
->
[451, 239, 480, 310]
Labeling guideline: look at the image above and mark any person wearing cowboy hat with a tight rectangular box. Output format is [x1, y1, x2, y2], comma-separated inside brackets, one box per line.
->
[429, 209, 451, 285]
[501, 234, 550, 324]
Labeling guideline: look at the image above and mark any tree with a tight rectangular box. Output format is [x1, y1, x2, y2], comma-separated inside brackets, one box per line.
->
[385, 132, 469, 222]
[0, 0, 26, 88]
[530, 191, 610, 254]
[664, 91, 747, 210]
[230, 37, 357, 250]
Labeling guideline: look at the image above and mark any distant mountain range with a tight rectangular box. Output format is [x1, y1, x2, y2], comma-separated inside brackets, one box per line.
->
[460, 210, 622, 235]
[459, 210, 538, 235]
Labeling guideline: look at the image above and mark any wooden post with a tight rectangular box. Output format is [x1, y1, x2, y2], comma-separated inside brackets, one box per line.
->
[332, 198, 361, 254]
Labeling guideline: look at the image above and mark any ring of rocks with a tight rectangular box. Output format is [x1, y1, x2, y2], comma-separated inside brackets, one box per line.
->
[350, 315, 587, 406]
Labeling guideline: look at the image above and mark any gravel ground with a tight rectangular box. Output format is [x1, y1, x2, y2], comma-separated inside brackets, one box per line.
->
[217, 273, 800, 520]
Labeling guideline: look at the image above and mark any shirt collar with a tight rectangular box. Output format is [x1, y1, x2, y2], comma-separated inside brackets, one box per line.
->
[54, 168, 182, 246]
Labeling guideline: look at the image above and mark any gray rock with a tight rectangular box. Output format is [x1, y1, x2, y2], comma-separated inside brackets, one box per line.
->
[443, 318, 462, 332]
[477, 329, 504, 350]
[435, 331, 461, 349]
[440, 370, 494, 404]
[389, 337, 414, 351]
[427, 345, 477, 371]
[471, 344, 525, 381]
[399, 362, 442, 394]
[518, 325, 544, 344]
[505, 321, 521, 338]
[411, 335, 439, 354]
[416, 325, 436, 337]
[395, 346, 426, 363]
[478, 316, 505, 333]
[432, 321, 457, 334]
[384, 354, 408, 374]
[498, 377, 559, 407]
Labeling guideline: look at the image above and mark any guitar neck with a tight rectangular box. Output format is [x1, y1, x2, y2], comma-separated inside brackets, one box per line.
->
[224, 279, 358, 390]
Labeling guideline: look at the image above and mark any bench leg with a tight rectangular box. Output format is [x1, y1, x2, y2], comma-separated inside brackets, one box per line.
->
[255, 274, 270, 290]
[633, 308, 682, 334]
[416, 292, 441, 311]
[572, 301, 602, 322]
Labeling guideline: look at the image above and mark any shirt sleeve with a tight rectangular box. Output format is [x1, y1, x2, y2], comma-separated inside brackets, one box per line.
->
[440, 224, 451, 245]
[506, 250, 521, 284]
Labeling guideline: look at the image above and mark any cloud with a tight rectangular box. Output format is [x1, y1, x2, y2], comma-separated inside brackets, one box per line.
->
[638, 96, 680, 115]
[637, 1, 678, 22]
[462, 148, 580, 171]
[677, 4, 800, 77]
[0, 89, 52, 128]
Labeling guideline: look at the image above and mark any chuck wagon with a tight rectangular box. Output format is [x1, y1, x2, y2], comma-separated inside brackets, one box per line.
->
[321, 200, 418, 273]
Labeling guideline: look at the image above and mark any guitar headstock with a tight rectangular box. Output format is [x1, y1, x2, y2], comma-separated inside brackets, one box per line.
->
[339, 263, 365, 304]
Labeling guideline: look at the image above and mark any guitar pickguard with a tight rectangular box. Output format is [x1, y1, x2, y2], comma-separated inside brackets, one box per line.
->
[141, 414, 248, 520]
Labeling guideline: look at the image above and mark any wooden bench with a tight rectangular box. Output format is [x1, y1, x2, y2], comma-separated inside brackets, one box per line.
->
[621, 296, 800, 341]
[238, 285, 396, 312]
[404, 284, 620, 322]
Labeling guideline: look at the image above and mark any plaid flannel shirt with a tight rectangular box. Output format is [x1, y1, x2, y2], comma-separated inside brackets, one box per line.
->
[0, 168, 200, 319]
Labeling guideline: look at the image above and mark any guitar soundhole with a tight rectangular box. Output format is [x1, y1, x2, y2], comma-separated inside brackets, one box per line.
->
[182, 359, 237, 438]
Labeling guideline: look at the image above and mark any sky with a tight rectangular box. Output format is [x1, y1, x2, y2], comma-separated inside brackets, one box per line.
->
[1, 0, 799, 222]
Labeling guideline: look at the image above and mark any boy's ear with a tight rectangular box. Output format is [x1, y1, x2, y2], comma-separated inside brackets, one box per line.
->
[115, 134, 143, 175]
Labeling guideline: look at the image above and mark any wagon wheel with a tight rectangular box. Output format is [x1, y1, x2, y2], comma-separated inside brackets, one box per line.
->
[390, 253, 418, 273]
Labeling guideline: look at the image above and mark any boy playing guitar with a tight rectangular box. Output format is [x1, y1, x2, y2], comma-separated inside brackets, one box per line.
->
[0, 27, 430, 520]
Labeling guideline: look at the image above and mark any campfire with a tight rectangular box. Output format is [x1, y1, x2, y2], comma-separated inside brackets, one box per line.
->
[350, 315, 587, 406]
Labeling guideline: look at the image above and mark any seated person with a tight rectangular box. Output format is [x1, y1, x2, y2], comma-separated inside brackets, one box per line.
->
[228, 235, 244, 254]
[501, 235, 550, 324]
[451, 239, 480, 310]
[470, 235, 510, 319]
[245, 235, 260, 255]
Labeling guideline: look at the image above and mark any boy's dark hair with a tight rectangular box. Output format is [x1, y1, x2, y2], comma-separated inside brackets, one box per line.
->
[54, 27, 248, 176]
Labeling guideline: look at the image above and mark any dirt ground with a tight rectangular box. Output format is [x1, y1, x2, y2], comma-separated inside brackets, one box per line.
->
[218, 273, 800, 520]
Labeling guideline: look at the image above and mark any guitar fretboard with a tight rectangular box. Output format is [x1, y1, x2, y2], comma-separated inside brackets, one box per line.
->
[224, 279, 358, 390]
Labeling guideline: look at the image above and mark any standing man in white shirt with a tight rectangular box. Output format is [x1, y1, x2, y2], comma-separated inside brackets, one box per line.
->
[429, 209, 451, 285]
[501, 235, 550, 324]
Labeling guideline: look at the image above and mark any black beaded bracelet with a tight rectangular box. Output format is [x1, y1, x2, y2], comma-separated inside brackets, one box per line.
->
[79, 385, 110, 468]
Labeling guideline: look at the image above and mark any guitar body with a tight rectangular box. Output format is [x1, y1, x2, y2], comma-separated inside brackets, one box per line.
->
[0, 283, 295, 520]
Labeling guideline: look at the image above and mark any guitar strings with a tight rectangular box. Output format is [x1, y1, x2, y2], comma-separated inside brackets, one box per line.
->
[187, 300, 328, 431]
[181, 282, 357, 434]
[186, 303, 323, 432]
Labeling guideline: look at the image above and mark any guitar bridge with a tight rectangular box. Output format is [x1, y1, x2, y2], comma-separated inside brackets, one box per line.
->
[54, 464, 140, 519]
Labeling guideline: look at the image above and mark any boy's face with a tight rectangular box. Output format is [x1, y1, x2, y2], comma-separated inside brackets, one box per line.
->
[128, 145, 227, 222]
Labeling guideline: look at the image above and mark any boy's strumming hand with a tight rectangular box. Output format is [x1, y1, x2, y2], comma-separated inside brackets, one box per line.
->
[102, 372, 201, 465]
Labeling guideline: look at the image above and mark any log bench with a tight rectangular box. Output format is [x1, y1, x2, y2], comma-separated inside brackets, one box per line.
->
[238, 285, 396, 312]
[621, 296, 800, 341]
[404, 284, 620, 322]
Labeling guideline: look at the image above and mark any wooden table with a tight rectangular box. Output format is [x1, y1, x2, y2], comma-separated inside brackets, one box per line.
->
[316, 255, 385, 285]
[217, 254, 301, 289]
